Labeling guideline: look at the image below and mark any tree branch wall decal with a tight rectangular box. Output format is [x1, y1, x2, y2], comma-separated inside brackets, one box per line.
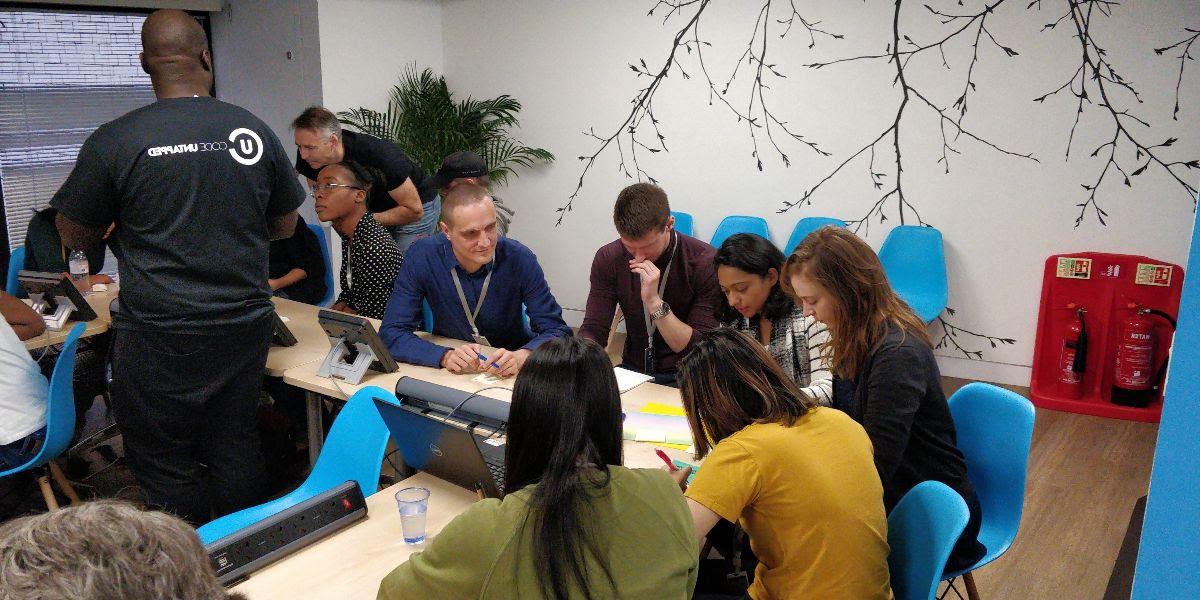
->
[558, 0, 1197, 361]
[1033, 1, 1198, 227]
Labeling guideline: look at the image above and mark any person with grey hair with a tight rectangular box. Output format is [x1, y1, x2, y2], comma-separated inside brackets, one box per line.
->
[0, 500, 246, 600]
[292, 106, 437, 253]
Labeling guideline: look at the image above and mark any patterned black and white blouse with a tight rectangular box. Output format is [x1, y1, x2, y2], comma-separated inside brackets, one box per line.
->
[730, 304, 834, 405]
[336, 212, 402, 319]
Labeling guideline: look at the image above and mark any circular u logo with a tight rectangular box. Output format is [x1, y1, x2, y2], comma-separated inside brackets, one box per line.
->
[227, 128, 263, 166]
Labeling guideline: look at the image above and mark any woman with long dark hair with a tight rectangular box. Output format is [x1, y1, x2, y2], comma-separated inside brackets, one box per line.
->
[715, 233, 832, 404]
[674, 328, 892, 599]
[782, 225, 986, 571]
[378, 336, 698, 599]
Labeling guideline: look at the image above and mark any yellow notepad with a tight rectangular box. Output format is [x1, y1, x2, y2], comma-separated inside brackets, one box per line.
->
[640, 402, 687, 417]
[658, 442, 691, 451]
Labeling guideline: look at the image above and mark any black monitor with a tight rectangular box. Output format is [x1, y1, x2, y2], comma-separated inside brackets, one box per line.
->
[17, 270, 97, 328]
[316, 309, 398, 382]
[271, 311, 297, 347]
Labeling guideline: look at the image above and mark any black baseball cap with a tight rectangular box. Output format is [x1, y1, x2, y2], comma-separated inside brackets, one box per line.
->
[426, 151, 487, 191]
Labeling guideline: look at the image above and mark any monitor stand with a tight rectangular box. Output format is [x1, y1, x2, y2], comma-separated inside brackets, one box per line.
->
[29, 293, 77, 331]
[316, 338, 376, 385]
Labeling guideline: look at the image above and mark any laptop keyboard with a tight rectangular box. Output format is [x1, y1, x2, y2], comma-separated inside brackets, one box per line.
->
[486, 460, 505, 495]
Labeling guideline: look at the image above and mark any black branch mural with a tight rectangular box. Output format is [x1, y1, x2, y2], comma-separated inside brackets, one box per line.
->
[559, 0, 1196, 360]
[1033, 1, 1199, 227]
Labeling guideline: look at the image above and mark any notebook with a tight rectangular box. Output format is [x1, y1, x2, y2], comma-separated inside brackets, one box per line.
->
[614, 367, 654, 393]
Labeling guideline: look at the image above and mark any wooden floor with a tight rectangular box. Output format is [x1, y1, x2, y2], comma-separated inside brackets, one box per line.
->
[940, 379, 1159, 600]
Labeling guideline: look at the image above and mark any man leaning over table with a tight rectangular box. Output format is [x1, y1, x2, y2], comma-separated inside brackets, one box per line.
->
[379, 183, 571, 377]
[577, 183, 721, 387]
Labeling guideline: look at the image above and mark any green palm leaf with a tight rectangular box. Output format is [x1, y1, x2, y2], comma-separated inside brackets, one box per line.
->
[336, 65, 554, 181]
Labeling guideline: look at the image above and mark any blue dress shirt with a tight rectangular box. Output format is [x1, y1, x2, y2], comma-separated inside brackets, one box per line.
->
[380, 234, 572, 367]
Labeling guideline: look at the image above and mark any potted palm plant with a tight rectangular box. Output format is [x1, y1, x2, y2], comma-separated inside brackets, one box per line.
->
[337, 66, 554, 185]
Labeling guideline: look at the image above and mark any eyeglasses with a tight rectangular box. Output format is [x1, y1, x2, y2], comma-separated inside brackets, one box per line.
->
[311, 183, 363, 195]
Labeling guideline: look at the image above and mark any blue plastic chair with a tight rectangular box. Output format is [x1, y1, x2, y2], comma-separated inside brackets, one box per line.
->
[888, 481, 970, 600]
[878, 225, 948, 323]
[783, 217, 846, 255]
[308, 223, 336, 307]
[0, 323, 85, 510]
[670, 211, 694, 237]
[197, 385, 394, 545]
[421, 299, 435, 333]
[6, 245, 26, 298]
[711, 216, 770, 249]
[941, 382, 1036, 594]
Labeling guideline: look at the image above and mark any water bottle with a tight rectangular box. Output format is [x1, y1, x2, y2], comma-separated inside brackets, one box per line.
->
[68, 249, 90, 290]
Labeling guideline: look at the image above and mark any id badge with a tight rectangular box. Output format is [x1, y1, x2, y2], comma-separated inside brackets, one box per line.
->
[473, 334, 493, 346]
[643, 346, 655, 375]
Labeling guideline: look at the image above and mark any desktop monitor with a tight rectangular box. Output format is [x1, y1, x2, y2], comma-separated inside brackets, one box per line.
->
[271, 311, 297, 347]
[17, 270, 97, 330]
[315, 309, 397, 384]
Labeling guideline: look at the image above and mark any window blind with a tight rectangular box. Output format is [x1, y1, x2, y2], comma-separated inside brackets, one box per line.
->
[0, 8, 204, 257]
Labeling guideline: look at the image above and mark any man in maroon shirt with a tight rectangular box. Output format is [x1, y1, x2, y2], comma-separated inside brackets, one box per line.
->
[577, 183, 721, 385]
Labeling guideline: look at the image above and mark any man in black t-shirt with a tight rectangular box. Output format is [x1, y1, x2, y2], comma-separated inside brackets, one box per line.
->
[51, 10, 304, 525]
[292, 106, 439, 253]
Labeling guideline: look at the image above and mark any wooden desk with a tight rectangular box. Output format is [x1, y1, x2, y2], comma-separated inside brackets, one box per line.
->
[279, 311, 515, 402]
[279, 317, 514, 464]
[231, 472, 475, 599]
[265, 298, 333, 377]
[240, 326, 693, 597]
[232, 437, 692, 599]
[280, 324, 685, 463]
[23, 286, 119, 351]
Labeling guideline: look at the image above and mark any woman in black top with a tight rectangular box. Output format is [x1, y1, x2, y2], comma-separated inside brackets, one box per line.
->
[782, 226, 986, 571]
[314, 161, 402, 319]
[268, 214, 327, 305]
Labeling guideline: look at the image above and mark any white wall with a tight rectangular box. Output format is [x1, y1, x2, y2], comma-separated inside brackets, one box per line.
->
[316, 0, 444, 114]
[435, 0, 1200, 385]
[311, 0, 445, 298]
[210, 0, 323, 224]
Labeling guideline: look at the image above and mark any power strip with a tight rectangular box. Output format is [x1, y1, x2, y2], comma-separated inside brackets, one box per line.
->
[206, 481, 368, 586]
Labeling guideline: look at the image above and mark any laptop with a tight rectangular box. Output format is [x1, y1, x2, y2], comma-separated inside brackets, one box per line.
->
[374, 379, 510, 498]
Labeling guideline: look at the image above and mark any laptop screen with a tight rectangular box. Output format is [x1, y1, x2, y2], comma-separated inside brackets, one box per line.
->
[374, 395, 508, 498]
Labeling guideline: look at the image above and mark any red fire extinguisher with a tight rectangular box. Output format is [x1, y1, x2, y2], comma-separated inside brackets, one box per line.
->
[1058, 306, 1087, 399]
[1112, 304, 1177, 407]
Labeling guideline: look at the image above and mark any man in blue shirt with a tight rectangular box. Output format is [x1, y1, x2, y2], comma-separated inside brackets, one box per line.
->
[380, 183, 571, 376]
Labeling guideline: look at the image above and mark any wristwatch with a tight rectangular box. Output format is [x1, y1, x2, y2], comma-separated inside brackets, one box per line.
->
[650, 301, 672, 321]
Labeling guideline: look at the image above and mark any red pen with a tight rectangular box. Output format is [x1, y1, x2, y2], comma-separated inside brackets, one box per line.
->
[655, 449, 678, 472]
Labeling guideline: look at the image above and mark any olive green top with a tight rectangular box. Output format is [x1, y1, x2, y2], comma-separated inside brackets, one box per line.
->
[377, 466, 698, 599]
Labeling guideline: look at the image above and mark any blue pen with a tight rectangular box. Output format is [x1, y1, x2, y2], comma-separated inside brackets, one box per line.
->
[476, 352, 499, 369]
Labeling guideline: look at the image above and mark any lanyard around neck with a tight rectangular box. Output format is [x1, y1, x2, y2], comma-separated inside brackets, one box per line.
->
[451, 266, 493, 341]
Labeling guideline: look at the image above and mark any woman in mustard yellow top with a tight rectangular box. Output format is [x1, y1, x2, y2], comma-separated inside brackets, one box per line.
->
[674, 328, 893, 599]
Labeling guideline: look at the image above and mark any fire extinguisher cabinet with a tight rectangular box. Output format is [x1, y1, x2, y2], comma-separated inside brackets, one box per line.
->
[1030, 252, 1183, 423]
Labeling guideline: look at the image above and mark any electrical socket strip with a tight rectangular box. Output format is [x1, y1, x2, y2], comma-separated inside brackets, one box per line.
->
[206, 481, 368, 586]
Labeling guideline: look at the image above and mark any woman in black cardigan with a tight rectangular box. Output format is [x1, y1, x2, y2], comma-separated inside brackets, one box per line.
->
[782, 226, 986, 571]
